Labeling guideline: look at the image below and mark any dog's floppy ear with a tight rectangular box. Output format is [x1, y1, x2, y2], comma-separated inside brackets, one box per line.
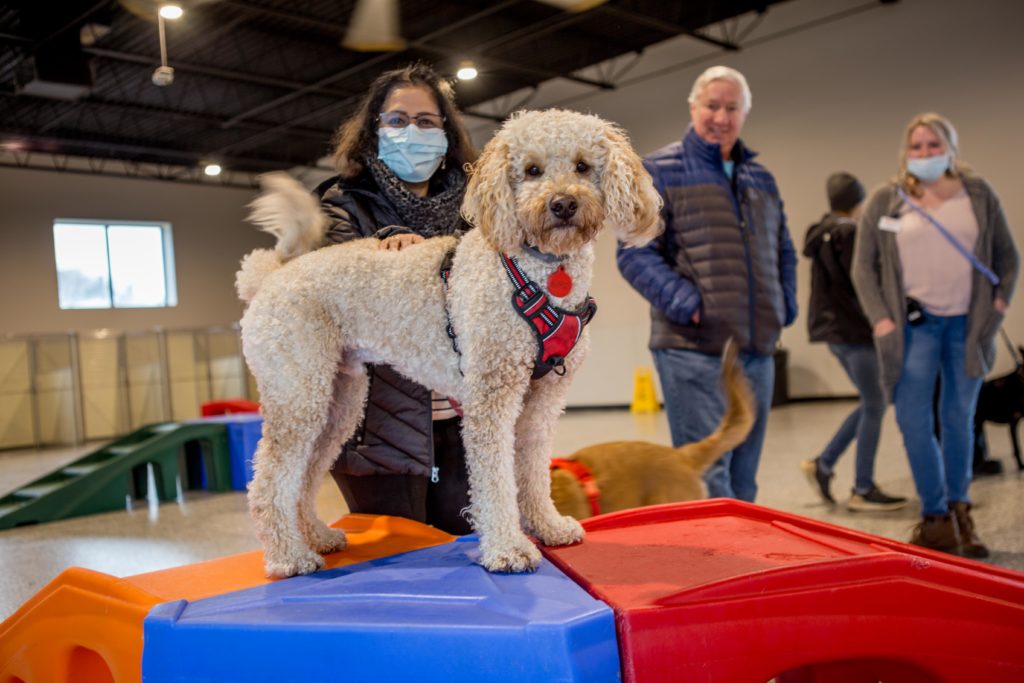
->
[463, 133, 519, 252]
[600, 125, 663, 248]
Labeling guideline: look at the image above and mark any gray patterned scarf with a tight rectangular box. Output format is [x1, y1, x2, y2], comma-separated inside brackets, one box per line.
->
[366, 157, 467, 237]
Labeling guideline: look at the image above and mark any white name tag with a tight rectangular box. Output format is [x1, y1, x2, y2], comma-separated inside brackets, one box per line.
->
[878, 216, 902, 233]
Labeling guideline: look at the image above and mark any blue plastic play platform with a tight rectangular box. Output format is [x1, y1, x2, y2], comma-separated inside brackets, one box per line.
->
[141, 535, 619, 683]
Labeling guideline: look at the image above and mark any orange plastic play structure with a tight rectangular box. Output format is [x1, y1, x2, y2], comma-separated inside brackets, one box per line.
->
[0, 515, 454, 683]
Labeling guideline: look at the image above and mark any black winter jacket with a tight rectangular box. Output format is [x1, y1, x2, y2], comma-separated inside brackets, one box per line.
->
[803, 213, 872, 346]
[316, 170, 466, 477]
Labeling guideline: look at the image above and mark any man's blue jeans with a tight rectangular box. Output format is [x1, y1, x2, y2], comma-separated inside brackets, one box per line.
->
[652, 347, 775, 502]
[892, 314, 982, 516]
[817, 343, 887, 494]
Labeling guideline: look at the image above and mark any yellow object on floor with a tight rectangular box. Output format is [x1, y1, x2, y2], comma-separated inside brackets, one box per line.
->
[630, 367, 660, 413]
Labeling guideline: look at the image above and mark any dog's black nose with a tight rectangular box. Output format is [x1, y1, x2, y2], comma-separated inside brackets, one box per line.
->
[549, 194, 578, 221]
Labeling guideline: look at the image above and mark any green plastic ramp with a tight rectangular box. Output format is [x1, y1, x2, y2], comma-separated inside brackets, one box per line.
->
[0, 422, 230, 530]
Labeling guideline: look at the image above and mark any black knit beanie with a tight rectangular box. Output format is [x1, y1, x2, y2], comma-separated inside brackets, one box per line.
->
[826, 172, 865, 212]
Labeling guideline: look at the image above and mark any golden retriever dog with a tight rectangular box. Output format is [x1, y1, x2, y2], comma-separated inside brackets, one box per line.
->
[550, 342, 754, 519]
[236, 109, 662, 576]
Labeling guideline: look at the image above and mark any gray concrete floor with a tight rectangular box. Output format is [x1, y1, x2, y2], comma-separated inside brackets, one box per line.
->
[1, 400, 1022, 620]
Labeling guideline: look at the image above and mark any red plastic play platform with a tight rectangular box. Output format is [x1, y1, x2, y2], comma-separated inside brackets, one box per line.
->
[541, 499, 1024, 683]
[200, 399, 260, 416]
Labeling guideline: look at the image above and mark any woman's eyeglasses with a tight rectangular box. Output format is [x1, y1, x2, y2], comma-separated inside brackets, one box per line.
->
[379, 111, 446, 129]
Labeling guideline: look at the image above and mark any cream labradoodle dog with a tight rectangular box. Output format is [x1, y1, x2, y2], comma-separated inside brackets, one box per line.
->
[550, 341, 755, 519]
[237, 109, 662, 576]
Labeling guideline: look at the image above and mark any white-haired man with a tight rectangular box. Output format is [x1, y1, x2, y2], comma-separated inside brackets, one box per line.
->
[617, 65, 797, 502]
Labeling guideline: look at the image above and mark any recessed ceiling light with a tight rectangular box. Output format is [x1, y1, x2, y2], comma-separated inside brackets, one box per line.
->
[456, 62, 478, 80]
[159, 5, 183, 20]
[204, 163, 222, 176]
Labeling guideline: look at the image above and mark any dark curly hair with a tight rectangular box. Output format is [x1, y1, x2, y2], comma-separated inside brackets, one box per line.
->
[330, 62, 477, 179]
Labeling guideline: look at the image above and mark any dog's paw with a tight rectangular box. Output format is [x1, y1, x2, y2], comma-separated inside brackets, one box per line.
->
[309, 525, 348, 555]
[264, 549, 325, 579]
[532, 514, 585, 547]
[479, 536, 543, 573]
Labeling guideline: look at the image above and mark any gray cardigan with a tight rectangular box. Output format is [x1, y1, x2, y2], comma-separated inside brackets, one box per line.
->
[851, 175, 1019, 399]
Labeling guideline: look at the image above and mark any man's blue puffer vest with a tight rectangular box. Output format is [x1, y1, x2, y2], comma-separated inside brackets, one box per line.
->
[617, 126, 797, 356]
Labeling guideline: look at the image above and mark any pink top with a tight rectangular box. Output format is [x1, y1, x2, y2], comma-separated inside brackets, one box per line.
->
[896, 190, 978, 316]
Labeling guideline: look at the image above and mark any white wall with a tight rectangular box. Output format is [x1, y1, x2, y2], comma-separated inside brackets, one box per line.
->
[466, 0, 1024, 404]
[0, 168, 271, 335]
[1, 0, 1021, 408]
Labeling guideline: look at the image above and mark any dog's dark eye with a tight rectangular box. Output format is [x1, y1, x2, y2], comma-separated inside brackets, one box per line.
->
[526, 165, 542, 177]
[576, 161, 590, 173]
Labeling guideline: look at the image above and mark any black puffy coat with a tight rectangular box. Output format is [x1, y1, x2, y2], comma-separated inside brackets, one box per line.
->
[316, 170, 465, 477]
[803, 212, 872, 346]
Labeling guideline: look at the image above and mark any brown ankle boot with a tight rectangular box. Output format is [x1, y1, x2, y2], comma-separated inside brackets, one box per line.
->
[949, 502, 989, 558]
[909, 513, 961, 555]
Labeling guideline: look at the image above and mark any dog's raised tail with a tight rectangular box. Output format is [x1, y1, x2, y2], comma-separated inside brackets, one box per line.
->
[236, 172, 328, 303]
[248, 171, 327, 262]
[678, 339, 756, 473]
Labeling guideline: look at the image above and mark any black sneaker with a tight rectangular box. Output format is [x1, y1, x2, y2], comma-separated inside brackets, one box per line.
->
[973, 458, 1004, 476]
[847, 485, 908, 512]
[800, 458, 834, 505]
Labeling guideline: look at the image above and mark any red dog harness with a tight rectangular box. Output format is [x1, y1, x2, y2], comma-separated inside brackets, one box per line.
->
[440, 251, 596, 380]
[550, 458, 601, 517]
[500, 253, 597, 380]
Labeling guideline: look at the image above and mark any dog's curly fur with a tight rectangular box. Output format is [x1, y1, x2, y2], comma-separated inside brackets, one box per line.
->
[237, 109, 662, 576]
[550, 341, 755, 519]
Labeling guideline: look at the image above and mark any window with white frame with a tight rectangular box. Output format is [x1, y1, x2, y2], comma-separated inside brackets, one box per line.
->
[52, 221, 178, 309]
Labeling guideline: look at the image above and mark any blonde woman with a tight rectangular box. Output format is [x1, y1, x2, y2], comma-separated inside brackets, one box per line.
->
[852, 113, 1019, 557]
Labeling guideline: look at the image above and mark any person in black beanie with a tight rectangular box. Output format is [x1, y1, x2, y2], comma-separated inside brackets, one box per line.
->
[800, 172, 909, 511]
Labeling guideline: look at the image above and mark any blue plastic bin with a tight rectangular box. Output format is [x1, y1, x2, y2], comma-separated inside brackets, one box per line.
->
[191, 413, 262, 490]
[142, 536, 620, 682]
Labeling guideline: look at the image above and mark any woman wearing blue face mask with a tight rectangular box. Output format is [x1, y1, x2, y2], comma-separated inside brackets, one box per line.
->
[852, 112, 1019, 557]
[314, 63, 478, 534]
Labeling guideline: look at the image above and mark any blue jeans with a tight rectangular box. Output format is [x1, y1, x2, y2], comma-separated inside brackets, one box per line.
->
[653, 347, 775, 502]
[892, 314, 982, 516]
[817, 343, 887, 494]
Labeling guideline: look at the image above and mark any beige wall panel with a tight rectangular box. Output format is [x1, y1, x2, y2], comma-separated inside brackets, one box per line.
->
[35, 386, 76, 444]
[78, 337, 122, 438]
[0, 395, 35, 449]
[0, 341, 31, 393]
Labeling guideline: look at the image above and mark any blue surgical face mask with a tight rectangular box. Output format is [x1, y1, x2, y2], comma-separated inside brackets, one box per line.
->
[906, 153, 950, 183]
[377, 126, 448, 183]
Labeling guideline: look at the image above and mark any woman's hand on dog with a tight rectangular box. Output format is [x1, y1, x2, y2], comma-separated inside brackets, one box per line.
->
[379, 234, 425, 251]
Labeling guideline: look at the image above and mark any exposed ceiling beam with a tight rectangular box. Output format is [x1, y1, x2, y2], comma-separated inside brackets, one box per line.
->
[83, 47, 360, 99]
[35, 96, 331, 141]
[0, 0, 114, 84]
[418, 43, 614, 90]
[0, 32, 32, 44]
[220, 0, 522, 129]
[597, 6, 740, 51]
[0, 130, 303, 170]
